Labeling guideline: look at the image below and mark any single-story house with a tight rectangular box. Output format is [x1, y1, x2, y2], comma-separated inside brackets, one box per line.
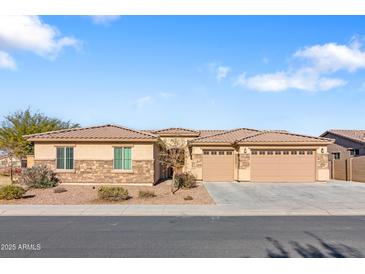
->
[26, 124, 333, 185]
[320, 130, 365, 160]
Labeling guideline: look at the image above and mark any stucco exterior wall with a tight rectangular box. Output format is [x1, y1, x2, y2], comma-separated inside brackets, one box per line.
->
[153, 143, 162, 183]
[323, 132, 365, 160]
[33, 142, 156, 184]
[160, 136, 196, 174]
[190, 146, 203, 180]
[34, 143, 154, 161]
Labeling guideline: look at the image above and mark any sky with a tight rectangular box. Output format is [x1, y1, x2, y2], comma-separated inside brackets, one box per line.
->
[0, 16, 365, 136]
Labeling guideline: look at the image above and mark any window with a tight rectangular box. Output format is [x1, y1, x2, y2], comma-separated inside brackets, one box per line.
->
[291, 151, 297, 155]
[307, 150, 313, 155]
[275, 151, 281, 155]
[350, 149, 360, 156]
[259, 150, 265, 155]
[114, 147, 132, 170]
[299, 150, 305, 155]
[203, 151, 209, 155]
[226, 151, 233, 155]
[267, 151, 273, 155]
[219, 151, 225, 155]
[56, 147, 74, 170]
[251, 150, 257, 155]
[332, 152, 340, 160]
[283, 151, 289, 155]
[211, 151, 217, 155]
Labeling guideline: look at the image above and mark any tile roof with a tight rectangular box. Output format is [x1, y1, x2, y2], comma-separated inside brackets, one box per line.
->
[236, 130, 333, 144]
[25, 124, 158, 141]
[199, 130, 228, 137]
[322, 129, 365, 144]
[149, 128, 200, 136]
[189, 128, 260, 144]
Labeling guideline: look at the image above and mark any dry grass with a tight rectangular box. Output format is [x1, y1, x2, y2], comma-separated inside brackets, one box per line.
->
[0, 181, 214, 205]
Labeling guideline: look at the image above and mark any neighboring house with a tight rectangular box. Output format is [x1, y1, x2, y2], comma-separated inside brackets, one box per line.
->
[26, 124, 333, 185]
[0, 153, 22, 170]
[320, 130, 365, 160]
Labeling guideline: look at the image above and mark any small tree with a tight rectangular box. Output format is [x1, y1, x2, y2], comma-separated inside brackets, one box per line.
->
[0, 108, 79, 159]
[159, 138, 185, 193]
[0, 109, 79, 183]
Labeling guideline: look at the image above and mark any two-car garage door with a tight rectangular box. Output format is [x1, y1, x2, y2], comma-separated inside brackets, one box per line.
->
[251, 149, 316, 182]
[202, 149, 316, 182]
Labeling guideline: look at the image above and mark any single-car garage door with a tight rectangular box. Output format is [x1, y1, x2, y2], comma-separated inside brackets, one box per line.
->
[203, 150, 234, 181]
[251, 149, 316, 182]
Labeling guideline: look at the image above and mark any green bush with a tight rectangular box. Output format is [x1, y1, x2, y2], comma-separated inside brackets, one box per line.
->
[174, 172, 197, 189]
[20, 165, 59, 189]
[138, 190, 156, 199]
[98, 186, 130, 201]
[184, 195, 193, 201]
[0, 185, 26, 200]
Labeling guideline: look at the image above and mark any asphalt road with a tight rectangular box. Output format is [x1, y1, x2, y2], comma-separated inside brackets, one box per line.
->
[0, 216, 365, 258]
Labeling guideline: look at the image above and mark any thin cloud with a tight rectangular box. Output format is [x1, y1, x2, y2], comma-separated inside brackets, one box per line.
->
[0, 50, 16, 70]
[136, 96, 153, 108]
[206, 62, 231, 81]
[159, 92, 175, 98]
[216, 66, 231, 81]
[235, 38, 365, 92]
[91, 16, 120, 25]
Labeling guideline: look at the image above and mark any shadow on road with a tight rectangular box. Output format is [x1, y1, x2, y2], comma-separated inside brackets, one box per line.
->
[266, 232, 363, 258]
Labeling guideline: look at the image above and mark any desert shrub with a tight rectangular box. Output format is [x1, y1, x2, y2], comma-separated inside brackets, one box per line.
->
[98, 186, 130, 201]
[20, 165, 59, 189]
[184, 195, 193, 201]
[0, 185, 26, 200]
[138, 190, 156, 199]
[53, 186, 67, 193]
[174, 172, 197, 189]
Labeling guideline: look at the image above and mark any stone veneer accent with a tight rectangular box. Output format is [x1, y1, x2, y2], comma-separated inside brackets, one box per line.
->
[316, 153, 329, 169]
[34, 160, 154, 184]
[239, 154, 250, 169]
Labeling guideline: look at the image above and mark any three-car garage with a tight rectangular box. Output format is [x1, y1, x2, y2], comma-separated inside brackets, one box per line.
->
[189, 129, 331, 183]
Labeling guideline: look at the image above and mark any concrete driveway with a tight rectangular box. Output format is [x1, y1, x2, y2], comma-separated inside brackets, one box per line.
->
[205, 180, 365, 214]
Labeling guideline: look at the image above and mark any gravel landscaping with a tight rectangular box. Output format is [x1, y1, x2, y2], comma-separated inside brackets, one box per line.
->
[0, 181, 214, 205]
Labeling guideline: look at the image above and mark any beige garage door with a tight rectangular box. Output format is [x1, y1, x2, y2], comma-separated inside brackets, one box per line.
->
[203, 150, 234, 182]
[251, 149, 316, 182]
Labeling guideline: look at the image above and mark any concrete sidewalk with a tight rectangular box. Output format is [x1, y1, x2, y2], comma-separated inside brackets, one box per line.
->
[1, 204, 365, 216]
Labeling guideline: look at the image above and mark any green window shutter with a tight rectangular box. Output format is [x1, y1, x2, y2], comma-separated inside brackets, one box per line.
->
[114, 148, 123, 169]
[123, 147, 132, 170]
[56, 147, 65, 169]
[66, 147, 74, 170]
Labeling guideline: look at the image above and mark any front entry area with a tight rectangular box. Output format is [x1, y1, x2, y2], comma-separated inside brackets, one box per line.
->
[250, 149, 316, 182]
[202, 150, 234, 182]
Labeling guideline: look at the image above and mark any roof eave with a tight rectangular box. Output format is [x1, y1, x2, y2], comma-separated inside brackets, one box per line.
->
[28, 138, 158, 143]
[158, 134, 200, 137]
[320, 131, 365, 145]
[236, 141, 334, 146]
[188, 142, 233, 146]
